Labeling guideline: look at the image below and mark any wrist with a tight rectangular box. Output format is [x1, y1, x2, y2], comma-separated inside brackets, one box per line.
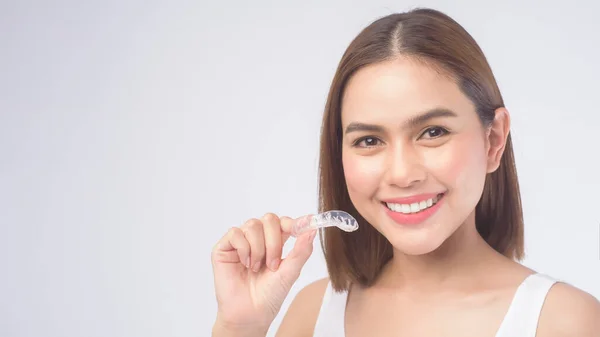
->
[212, 319, 268, 337]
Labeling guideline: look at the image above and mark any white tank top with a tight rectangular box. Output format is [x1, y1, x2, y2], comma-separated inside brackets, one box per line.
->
[313, 273, 557, 337]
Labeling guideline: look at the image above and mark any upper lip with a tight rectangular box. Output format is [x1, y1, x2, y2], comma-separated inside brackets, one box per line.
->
[381, 193, 444, 204]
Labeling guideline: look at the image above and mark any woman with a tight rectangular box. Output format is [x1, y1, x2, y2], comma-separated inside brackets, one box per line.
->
[211, 8, 600, 337]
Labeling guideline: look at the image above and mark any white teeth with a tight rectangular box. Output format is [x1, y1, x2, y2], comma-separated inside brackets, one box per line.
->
[385, 195, 442, 214]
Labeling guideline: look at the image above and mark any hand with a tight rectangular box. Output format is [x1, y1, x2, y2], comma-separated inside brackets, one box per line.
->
[211, 213, 317, 333]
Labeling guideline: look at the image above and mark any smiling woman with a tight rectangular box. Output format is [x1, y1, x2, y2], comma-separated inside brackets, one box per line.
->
[333, 54, 511, 272]
[210, 7, 600, 337]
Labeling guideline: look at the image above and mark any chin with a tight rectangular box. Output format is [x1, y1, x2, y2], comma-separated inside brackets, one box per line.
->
[373, 209, 452, 256]
[385, 231, 448, 256]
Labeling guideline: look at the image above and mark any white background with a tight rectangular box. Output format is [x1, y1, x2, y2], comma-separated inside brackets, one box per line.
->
[1, 0, 599, 336]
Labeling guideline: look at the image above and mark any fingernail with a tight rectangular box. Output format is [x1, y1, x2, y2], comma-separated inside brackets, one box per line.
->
[245, 257, 250, 268]
[308, 230, 317, 241]
[253, 261, 261, 272]
[269, 259, 280, 271]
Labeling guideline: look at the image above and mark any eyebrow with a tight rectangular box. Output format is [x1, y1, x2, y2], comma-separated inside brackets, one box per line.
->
[344, 108, 458, 135]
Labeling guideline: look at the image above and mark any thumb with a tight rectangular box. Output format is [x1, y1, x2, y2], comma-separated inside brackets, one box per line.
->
[276, 229, 317, 285]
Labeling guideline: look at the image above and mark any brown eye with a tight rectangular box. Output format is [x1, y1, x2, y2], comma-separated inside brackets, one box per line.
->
[421, 127, 449, 139]
[353, 136, 382, 148]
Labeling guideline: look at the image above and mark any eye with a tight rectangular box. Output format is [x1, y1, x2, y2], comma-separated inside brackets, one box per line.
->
[420, 126, 449, 139]
[352, 136, 383, 148]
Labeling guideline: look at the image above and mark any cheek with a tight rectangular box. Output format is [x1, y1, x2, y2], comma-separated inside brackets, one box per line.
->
[342, 153, 384, 197]
[425, 135, 488, 196]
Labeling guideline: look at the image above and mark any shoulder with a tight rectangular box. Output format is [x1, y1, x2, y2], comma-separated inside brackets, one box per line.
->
[275, 277, 330, 337]
[537, 280, 600, 337]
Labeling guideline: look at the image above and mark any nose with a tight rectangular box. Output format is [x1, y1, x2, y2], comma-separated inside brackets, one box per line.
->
[383, 143, 426, 188]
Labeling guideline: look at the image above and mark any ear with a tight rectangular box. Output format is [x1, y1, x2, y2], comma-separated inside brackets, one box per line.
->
[486, 107, 511, 173]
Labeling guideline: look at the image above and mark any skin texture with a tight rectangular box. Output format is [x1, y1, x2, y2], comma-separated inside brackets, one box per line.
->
[275, 58, 600, 337]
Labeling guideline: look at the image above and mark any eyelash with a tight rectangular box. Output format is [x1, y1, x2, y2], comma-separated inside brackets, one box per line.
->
[351, 126, 450, 148]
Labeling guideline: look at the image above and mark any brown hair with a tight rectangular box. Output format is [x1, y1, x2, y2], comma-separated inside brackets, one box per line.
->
[317, 8, 524, 292]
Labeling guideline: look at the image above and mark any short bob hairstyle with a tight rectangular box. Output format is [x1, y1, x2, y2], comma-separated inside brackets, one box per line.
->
[317, 8, 524, 292]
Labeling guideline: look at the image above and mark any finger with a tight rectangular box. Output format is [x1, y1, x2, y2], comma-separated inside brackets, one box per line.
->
[262, 213, 283, 271]
[278, 229, 317, 286]
[215, 227, 250, 268]
[279, 216, 295, 240]
[242, 218, 266, 272]
[212, 250, 240, 263]
[286, 229, 317, 263]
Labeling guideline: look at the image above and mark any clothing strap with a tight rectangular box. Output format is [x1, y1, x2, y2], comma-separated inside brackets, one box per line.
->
[312, 281, 347, 337]
[495, 273, 558, 337]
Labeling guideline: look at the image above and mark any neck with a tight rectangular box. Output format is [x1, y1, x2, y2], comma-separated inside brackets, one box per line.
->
[376, 212, 502, 292]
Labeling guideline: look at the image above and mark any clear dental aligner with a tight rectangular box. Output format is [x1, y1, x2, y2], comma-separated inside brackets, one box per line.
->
[291, 210, 359, 237]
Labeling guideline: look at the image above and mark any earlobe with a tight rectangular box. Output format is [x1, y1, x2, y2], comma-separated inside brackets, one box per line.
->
[486, 107, 511, 173]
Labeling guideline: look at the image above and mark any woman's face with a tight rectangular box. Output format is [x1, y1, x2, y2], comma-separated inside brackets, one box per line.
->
[341, 58, 508, 255]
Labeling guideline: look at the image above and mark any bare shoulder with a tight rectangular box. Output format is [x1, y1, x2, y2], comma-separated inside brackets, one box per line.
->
[537, 281, 600, 337]
[275, 277, 330, 337]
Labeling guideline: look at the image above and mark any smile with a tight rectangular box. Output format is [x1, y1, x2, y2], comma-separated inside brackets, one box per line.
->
[384, 193, 444, 214]
[381, 193, 445, 225]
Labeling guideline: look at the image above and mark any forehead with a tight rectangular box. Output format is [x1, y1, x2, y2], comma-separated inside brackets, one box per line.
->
[341, 58, 474, 123]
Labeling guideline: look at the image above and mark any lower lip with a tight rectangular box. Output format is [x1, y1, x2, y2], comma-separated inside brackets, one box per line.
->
[382, 194, 444, 226]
